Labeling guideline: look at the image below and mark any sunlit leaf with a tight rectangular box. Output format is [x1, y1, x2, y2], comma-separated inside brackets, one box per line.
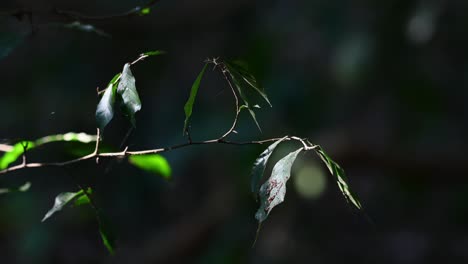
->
[41, 188, 92, 222]
[0, 181, 31, 195]
[128, 154, 172, 180]
[35, 132, 97, 145]
[183, 64, 208, 135]
[140, 7, 151, 15]
[250, 136, 288, 194]
[0, 133, 97, 170]
[117, 63, 141, 126]
[315, 148, 362, 210]
[0, 141, 34, 169]
[96, 83, 116, 130]
[42, 192, 80, 222]
[255, 148, 302, 223]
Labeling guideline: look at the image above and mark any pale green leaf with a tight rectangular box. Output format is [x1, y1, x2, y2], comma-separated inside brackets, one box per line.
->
[41, 188, 92, 222]
[0, 133, 97, 170]
[96, 83, 116, 130]
[255, 148, 302, 223]
[250, 136, 288, 194]
[117, 63, 141, 126]
[42, 191, 82, 222]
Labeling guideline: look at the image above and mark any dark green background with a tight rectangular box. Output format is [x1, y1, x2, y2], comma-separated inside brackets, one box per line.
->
[1, 0, 468, 263]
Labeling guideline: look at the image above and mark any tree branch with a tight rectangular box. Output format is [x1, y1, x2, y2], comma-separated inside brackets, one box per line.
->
[0, 136, 315, 175]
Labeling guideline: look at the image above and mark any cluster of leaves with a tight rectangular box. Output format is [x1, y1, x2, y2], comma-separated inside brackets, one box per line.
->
[182, 58, 362, 229]
[0, 51, 362, 255]
[183, 59, 272, 136]
[96, 50, 165, 130]
[250, 141, 361, 227]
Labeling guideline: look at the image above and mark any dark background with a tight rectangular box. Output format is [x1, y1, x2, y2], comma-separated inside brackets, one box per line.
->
[1, 0, 468, 263]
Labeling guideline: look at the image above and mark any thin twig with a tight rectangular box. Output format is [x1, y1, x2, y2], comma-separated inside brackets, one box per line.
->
[0, 144, 13, 152]
[20, 142, 29, 166]
[0, 56, 317, 176]
[130, 54, 149, 66]
[216, 61, 240, 140]
[0, 136, 316, 175]
[96, 53, 151, 96]
[54, 0, 161, 21]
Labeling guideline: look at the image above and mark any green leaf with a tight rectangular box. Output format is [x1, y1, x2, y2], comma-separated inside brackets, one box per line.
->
[96, 83, 116, 130]
[183, 64, 208, 135]
[128, 154, 172, 180]
[0, 182, 31, 195]
[143, 50, 165, 57]
[255, 148, 302, 223]
[225, 61, 268, 132]
[140, 7, 151, 15]
[316, 148, 362, 210]
[250, 136, 288, 194]
[74, 188, 92, 206]
[117, 63, 141, 126]
[108, 73, 122, 87]
[225, 61, 272, 107]
[99, 219, 116, 255]
[0, 141, 34, 169]
[41, 188, 92, 222]
[0, 133, 97, 170]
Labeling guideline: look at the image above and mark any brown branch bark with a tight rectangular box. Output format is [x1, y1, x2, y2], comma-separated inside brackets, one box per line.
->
[0, 136, 316, 175]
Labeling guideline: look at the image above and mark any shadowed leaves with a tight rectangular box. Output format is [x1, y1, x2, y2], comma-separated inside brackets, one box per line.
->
[225, 60, 271, 132]
[316, 148, 362, 210]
